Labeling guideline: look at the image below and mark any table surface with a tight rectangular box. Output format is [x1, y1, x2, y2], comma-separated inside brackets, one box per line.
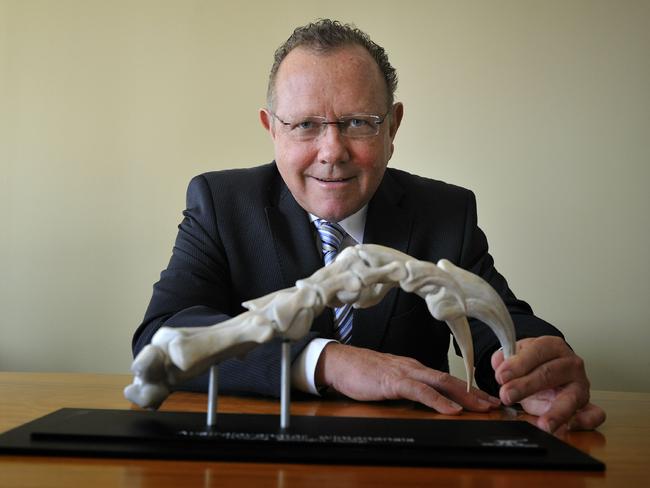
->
[0, 372, 648, 488]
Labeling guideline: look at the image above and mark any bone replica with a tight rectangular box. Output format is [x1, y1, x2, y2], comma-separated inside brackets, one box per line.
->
[125, 244, 516, 413]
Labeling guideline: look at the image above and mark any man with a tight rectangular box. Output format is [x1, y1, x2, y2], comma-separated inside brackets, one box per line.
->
[132, 19, 605, 433]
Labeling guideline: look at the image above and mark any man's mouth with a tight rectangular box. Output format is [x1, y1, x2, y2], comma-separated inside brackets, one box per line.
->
[311, 176, 353, 183]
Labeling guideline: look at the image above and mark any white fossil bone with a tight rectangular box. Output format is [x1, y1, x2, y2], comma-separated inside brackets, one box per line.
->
[124, 244, 515, 409]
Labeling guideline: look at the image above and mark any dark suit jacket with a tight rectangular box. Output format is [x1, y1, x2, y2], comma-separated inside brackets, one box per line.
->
[132, 162, 562, 396]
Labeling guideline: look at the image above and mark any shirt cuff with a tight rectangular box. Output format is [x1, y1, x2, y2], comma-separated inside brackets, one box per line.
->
[291, 338, 338, 395]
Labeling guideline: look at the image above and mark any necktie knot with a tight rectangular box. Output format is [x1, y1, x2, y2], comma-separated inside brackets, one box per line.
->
[315, 219, 345, 265]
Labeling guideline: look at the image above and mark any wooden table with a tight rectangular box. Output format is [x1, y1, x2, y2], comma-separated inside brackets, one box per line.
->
[0, 372, 648, 487]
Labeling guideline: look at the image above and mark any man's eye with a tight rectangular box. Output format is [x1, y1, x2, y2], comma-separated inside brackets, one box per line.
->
[294, 120, 316, 130]
[348, 118, 369, 128]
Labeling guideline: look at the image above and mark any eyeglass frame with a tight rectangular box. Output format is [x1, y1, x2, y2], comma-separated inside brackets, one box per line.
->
[268, 108, 392, 140]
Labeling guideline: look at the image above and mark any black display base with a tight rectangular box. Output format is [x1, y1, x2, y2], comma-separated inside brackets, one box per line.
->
[0, 408, 604, 470]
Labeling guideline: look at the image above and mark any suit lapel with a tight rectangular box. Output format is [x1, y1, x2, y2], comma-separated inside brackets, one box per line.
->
[265, 181, 333, 337]
[353, 171, 413, 350]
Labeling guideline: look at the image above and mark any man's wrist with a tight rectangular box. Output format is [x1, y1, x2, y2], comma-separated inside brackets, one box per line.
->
[291, 338, 338, 395]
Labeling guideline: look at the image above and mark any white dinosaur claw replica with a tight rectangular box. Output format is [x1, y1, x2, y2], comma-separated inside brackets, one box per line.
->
[437, 259, 516, 359]
[125, 244, 516, 408]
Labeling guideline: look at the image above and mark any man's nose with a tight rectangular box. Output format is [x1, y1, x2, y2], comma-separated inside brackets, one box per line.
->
[317, 123, 350, 164]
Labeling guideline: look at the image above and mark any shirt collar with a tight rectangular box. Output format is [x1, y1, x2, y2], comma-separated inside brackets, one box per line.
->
[309, 205, 367, 244]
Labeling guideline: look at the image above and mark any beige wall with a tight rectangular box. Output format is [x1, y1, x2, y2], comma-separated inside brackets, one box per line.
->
[1, 0, 649, 392]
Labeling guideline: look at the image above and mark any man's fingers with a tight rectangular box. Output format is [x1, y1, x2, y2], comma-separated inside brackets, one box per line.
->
[535, 382, 591, 432]
[491, 347, 505, 371]
[489, 337, 604, 434]
[409, 369, 500, 412]
[495, 336, 571, 385]
[499, 355, 586, 405]
[568, 403, 607, 431]
[394, 378, 463, 415]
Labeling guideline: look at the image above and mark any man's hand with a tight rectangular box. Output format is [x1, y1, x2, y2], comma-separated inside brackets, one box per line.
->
[315, 343, 501, 414]
[491, 336, 606, 433]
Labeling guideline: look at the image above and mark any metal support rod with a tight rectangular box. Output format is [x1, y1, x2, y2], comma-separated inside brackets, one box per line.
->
[280, 339, 291, 430]
[206, 364, 218, 429]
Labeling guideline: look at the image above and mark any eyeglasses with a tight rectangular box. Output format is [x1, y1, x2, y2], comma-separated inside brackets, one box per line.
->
[269, 110, 390, 140]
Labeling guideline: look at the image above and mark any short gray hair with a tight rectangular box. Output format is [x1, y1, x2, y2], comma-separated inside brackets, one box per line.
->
[267, 19, 398, 109]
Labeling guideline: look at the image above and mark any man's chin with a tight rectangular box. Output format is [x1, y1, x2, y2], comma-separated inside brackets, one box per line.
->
[298, 189, 365, 221]
[309, 204, 360, 223]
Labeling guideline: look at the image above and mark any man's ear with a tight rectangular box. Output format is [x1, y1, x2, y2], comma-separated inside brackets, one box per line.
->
[389, 102, 404, 139]
[387, 102, 404, 159]
[259, 108, 275, 137]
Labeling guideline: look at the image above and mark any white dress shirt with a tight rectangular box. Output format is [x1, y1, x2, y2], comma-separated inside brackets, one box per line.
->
[290, 206, 367, 394]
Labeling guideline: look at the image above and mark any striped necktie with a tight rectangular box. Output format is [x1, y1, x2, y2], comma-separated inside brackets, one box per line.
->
[314, 219, 353, 344]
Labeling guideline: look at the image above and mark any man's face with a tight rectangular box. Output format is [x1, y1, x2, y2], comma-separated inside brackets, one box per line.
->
[260, 45, 403, 222]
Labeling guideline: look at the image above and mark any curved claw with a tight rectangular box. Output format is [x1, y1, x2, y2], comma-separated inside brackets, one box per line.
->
[437, 259, 516, 358]
[445, 316, 474, 391]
